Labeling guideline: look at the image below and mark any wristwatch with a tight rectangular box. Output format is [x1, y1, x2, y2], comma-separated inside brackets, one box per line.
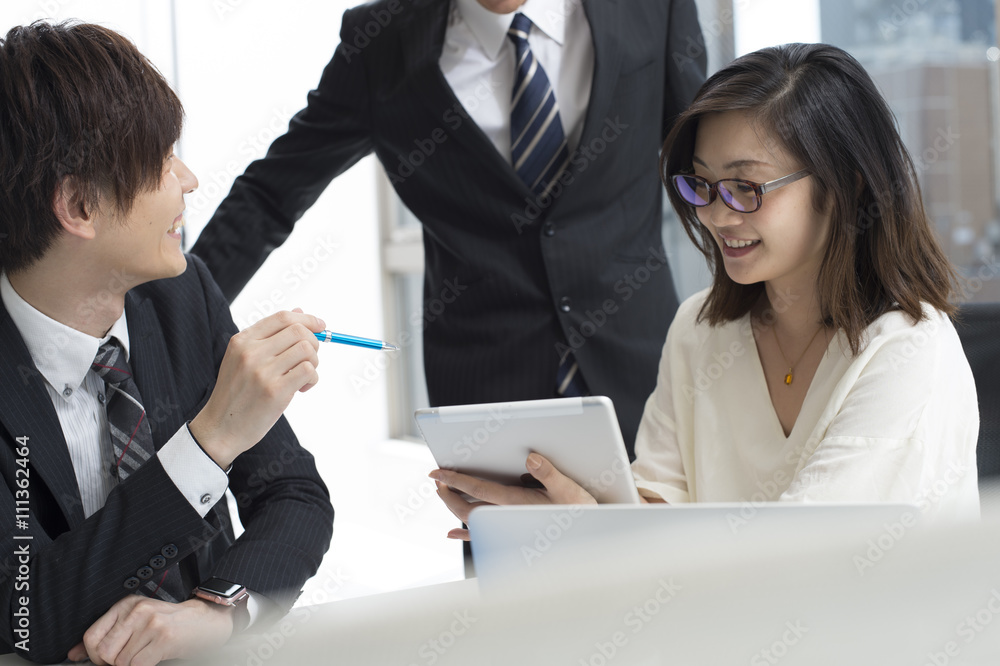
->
[194, 577, 251, 633]
[193, 577, 249, 607]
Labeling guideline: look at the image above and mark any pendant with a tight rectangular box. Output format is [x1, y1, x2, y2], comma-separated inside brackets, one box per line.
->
[784, 370, 793, 386]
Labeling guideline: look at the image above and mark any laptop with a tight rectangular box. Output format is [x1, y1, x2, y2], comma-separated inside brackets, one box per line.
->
[469, 502, 919, 597]
[465, 503, 989, 665]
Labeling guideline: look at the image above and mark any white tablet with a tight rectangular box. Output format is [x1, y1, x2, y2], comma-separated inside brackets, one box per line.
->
[414, 396, 640, 504]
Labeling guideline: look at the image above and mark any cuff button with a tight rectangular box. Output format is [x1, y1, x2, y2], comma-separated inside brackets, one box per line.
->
[124, 577, 141, 590]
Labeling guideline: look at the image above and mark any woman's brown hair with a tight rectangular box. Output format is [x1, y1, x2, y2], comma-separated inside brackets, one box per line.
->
[661, 43, 958, 355]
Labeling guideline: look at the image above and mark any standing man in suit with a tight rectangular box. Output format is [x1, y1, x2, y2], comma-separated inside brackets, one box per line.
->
[0, 22, 333, 664]
[192, 0, 706, 456]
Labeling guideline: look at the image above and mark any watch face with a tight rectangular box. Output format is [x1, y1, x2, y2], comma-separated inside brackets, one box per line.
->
[199, 577, 243, 598]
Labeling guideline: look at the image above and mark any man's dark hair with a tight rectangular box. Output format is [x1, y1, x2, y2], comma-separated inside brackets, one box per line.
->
[661, 43, 958, 356]
[0, 21, 183, 274]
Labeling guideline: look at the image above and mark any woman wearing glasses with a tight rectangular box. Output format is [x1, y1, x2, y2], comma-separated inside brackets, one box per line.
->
[432, 43, 980, 533]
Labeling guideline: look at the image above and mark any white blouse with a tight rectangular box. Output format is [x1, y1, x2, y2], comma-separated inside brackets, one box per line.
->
[631, 289, 981, 521]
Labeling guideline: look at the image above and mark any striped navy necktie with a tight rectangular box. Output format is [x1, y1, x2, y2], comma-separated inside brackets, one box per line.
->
[507, 13, 571, 199]
[507, 14, 589, 397]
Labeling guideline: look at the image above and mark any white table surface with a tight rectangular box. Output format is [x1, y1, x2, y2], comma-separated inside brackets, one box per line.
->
[10, 511, 1000, 665]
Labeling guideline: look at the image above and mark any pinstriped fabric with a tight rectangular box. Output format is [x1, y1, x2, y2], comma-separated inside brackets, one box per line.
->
[507, 13, 570, 198]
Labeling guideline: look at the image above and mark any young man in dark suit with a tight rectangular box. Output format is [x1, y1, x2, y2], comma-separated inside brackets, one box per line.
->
[0, 22, 333, 664]
[192, 0, 707, 457]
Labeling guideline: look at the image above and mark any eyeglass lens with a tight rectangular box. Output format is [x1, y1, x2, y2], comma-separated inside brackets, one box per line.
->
[672, 175, 758, 213]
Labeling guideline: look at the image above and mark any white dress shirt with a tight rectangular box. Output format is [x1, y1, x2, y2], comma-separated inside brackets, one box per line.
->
[0, 273, 228, 519]
[631, 289, 981, 522]
[440, 0, 595, 163]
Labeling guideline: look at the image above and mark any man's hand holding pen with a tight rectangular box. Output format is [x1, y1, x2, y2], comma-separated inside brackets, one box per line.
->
[189, 308, 325, 470]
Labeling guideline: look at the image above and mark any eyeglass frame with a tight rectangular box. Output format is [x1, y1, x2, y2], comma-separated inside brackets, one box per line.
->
[670, 168, 811, 214]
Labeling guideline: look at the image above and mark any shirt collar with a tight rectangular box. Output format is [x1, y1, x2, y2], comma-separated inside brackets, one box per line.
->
[1, 272, 131, 401]
[455, 0, 568, 61]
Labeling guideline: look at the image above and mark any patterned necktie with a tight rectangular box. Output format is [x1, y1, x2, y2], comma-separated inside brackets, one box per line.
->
[556, 347, 589, 397]
[92, 340, 185, 601]
[506, 16, 586, 396]
[508, 13, 571, 198]
[91, 340, 154, 481]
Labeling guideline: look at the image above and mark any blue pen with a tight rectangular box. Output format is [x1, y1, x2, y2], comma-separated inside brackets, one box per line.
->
[313, 330, 399, 351]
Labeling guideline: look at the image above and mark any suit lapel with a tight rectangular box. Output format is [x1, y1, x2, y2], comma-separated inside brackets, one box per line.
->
[0, 291, 181, 529]
[0, 303, 86, 528]
[541, 0, 622, 213]
[125, 291, 182, 447]
[577, 0, 623, 155]
[400, 0, 533, 199]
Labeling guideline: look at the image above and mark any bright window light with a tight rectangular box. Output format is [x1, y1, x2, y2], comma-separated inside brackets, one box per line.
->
[733, 0, 822, 56]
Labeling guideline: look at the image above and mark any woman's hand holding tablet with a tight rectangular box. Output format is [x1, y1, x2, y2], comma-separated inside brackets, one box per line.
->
[429, 453, 597, 541]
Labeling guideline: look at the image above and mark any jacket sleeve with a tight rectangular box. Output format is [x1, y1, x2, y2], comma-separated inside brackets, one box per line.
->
[0, 256, 333, 662]
[187, 256, 334, 611]
[1, 448, 221, 662]
[662, 0, 707, 139]
[190, 6, 375, 302]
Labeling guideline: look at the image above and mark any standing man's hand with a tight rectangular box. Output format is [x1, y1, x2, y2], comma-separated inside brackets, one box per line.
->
[190, 308, 324, 469]
[67, 596, 235, 665]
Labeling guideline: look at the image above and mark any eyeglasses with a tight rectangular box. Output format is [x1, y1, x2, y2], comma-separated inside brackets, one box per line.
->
[671, 169, 810, 213]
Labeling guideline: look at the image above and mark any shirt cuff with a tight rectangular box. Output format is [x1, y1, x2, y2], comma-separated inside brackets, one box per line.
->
[157, 425, 230, 518]
[245, 592, 261, 629]
[635, 480, 690, 505]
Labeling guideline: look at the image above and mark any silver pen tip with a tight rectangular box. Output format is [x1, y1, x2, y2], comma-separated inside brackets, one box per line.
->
[384, 343, 400, 352]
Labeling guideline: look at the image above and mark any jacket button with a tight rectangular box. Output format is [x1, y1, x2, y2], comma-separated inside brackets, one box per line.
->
[150, 555, 167, 569]
[124, 577, 141, 590]
[136, 566, 154, 580]
[559, 297, 571, 313]
[161, 544, 178, 559]
[543, 222, 555, 237]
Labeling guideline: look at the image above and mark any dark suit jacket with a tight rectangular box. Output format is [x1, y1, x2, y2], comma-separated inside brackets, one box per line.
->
[0, 255, 334, 662]
[191, 0, 706, 455]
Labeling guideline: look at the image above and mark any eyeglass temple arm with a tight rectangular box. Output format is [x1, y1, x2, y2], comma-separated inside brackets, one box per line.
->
[758, 169, 810, 194]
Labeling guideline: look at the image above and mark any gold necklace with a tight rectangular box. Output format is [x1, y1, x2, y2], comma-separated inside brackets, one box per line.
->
[770, 324, 824, 386]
